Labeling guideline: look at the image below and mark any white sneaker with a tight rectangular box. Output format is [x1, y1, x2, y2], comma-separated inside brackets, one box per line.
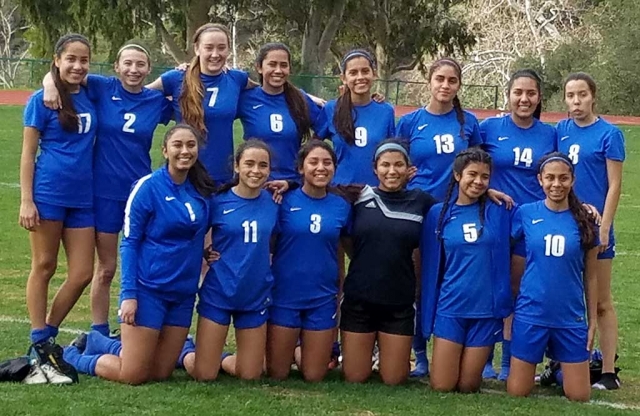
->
[23, 362, 48, 385]
[39, 362, 74, 384]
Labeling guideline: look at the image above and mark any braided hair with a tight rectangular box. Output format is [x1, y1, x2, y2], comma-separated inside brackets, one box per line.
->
[436, 148, 493, 239]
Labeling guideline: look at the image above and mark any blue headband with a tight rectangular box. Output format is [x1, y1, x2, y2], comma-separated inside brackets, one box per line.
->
[539, 156, 574, 173]
[374, 143, 409, 161]
[341, 51, 375, 72]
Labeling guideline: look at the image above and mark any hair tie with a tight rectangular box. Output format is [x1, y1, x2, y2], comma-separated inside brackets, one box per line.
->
[341, 51, 375, 72]
[539, 156, 573, 173]
[117, 44, 150, 59]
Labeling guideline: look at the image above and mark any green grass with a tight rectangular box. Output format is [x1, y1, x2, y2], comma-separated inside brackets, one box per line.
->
[1, 105, 639, 414]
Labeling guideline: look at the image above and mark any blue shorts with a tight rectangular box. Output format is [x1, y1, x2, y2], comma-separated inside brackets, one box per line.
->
[119, 287, 196, 331]
[598, 228, 616, 260]
[511, 319, 589, 364]
[512, 239, 526, 258]
[433, 315, 502, 348]
[197, 302, 268, 330]
[269, 300, 338, 331]
[36, 201, 94, 228]
[94, 197, 126, 234]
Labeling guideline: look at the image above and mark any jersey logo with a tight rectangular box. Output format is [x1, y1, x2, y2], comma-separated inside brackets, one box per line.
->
[560, 135, 570, 141]
[223, 208, 236, 215]
[417, 123, 428, 131]
[260, 309, 267, 315]
[365, 201, 376, 209]
[252, 104, 264, 110]
[498, 136, 509, 141]
[164, 196, 176, 201]
[111, 96, 122, 101]
[290, 207, 302, 212]
[532, 219, 544, 224]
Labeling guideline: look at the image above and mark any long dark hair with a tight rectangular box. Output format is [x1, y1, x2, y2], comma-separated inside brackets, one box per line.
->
[437, 148, 492, 240]
[334, 49, 376, 145]
[256, 43, 311, 142]
[162, 124, 216, 197]
[538, 152, 596, 249]
[508, 69, 543, 120]
[216, 139, 272, 194]
[51, 34, 91, 132]
[429, 58, 466, 139]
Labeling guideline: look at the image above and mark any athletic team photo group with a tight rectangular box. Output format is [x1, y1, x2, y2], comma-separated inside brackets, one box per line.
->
[0, 1, 637, 414]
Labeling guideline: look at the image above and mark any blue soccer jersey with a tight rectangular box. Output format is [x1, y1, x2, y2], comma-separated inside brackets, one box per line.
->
[24, 88, 97, 208]
[161, 69, 249, 182]
[511, 201, 596, 328]
[200, 189, 279, 311]
[271, 188, 351, 309]
[480, 115, 557, 203]
[317, 99, 395, 185]
[120, 166, 210, 302]
[556, 118, 625, 212]
[396, 108, 482, 200]
[237, 87, 325, 180]
[86, 75, 172, 201]
[437, 202, 497, 318]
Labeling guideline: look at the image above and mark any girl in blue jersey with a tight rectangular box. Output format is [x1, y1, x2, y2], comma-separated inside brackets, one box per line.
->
[236, 43, 325, 181]
[147, 23, 249, 183]
[317, 49, 395, 185]
[421, 148, 512, 393]
[507, 152, 598, 402]
[180, 140, 279, 381]
[62, 124, 215, 385]
[479, 69, 557, 380]
[557, 73, 625, 390]
[267, 140, 351, 382]
[396, 58, 482, 378]
[18, 34, 96, 383]
[42, 44, 172, 338]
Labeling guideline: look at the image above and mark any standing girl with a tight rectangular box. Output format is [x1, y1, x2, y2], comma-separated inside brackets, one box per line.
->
[19, 34, 96, 384]
[148, 23, 248, 183]
[421, 148, 512, 392]
[42, 44, 172, 337]
[181, 140, 279, 381]
[557, 72, 625, 390]
[479, 69, 557, 380]
[340, 139, 436, 385]
[62, 125, 214, 385]
[507, 152, 598, 402]
[267, 141, 351, 382]
[396, 57, 482, 378]
[236, 43, 325, 181]
[318, 49, 395, 185]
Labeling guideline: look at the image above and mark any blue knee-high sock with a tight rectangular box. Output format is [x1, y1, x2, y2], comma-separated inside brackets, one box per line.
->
[30, 328, 50, 344]
[176, 336, 196, 369]
[46, 325, 59, 340]
[63, 345, 99, 376]
[90, 323, 110, 337]
[501, 340, 511, 369]
[85, 330, 122, 356]
[412, 308, 427, 361]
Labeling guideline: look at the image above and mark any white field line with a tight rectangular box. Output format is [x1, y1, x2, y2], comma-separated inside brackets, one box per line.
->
[0, 182, 19, 188]
[0, 315, 83, 334]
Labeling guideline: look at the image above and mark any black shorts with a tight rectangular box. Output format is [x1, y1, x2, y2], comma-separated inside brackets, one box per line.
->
[340, 296, 415, 336]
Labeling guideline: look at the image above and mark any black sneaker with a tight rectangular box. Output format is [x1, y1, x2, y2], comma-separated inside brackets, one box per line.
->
[109, 329, 121, 340]
[70, 333, 88, 353]
[592, 372, 620, 390]
[29, 340, 79, 384]
[538, 360, 561, 387]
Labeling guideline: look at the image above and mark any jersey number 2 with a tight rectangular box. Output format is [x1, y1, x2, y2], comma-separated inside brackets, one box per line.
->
[123, 113, 136, 133]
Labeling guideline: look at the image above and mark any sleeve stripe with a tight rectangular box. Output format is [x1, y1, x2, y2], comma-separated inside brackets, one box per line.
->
[123, 174, 153, 238]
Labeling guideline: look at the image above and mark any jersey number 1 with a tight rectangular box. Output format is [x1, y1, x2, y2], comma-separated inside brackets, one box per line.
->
[243, 220, 258, 243]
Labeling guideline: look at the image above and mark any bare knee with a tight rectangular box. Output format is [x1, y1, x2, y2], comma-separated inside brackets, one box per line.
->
[302, 367, 327, 383]
[267, 365, 290, 381]
[564, 388, 590, 402]
[237, 367, 262, 381]
[507, 381, 532, 397]
[381, 372, 407, 386]
[343, 368, 371, 383]
[151, 366, 175, 382]
[120, 372, 149, 386]
[32, 257, 57, 281]
[94, 264, 116, 285]
[193, 367, 219, 382]
[430, 377, 456, 393]
[457, 380, 482, 393]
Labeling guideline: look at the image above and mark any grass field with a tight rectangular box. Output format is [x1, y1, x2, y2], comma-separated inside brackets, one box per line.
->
[0, 105, 639, 415]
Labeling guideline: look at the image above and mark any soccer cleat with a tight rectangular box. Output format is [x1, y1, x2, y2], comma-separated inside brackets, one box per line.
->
[109, 329, 121, 341]
[23, 360, 48, 385]
[371, 344, 380, 373]
[497, 367, 510, 382]
[70, 333, 88, 353]
[482, 362, 498, 380]
[592, 372, 621, 390]
[29, 341, 78, 384]
[537, 360, 560, 387]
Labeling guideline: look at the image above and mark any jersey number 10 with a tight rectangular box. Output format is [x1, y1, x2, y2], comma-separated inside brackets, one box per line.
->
[544, 234, 565, 257]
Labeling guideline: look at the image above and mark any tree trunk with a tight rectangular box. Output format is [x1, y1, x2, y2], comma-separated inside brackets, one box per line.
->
[185, 0, 215, 58]
[300, 0, 346, 75]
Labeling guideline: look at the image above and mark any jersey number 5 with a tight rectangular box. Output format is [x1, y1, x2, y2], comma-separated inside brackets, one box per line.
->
[463, 223, 478, 243]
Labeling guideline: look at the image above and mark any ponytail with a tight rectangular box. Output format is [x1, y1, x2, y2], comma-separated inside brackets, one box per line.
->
[330, 184, 366, 204]
[568, 188, 596, 249]
[283, 81, 311, 143]
[452, 95, 466, 140]
[188, 159, 216, 197]
[180, 55, 206, 135]
[533, 102, 542, 120]
[51, 61, 78, 132]
[334, 88, 356, 145]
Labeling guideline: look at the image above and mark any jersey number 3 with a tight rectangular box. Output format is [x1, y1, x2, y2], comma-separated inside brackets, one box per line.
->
[310, 214, 322, 234]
